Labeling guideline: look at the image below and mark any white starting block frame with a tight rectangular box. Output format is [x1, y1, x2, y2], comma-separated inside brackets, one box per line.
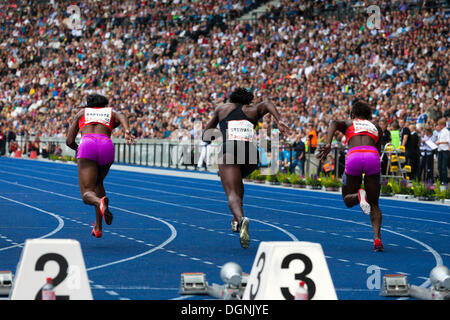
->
[243, 241, 337, 300]
[10, 239, 92, 300]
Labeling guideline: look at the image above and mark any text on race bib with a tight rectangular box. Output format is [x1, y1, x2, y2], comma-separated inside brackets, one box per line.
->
[353, 120, 378, 136]
[84, 107, 112, 126]
[227, 120, 254, 142]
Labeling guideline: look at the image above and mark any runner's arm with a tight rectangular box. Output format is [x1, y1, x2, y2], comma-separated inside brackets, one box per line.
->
[114, 111, 135, 144]
[66, 110, 83, 151]
[202, 107, 220, 142]
[257, 100, 291, 136]
[317, 120, 347, 160]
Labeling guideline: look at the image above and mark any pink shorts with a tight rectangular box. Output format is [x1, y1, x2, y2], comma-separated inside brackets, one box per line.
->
[345, 145, 380, 176]
[77, 134, 115, 166]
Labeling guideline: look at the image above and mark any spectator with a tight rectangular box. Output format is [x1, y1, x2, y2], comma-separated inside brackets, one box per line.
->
[306, 123, 318, 154]
[399, 119, 411, 152]
[41, 142, 50, 159]
[0, 124, 5, 156]
[292, 132, 306, 176]
[407, 124, 420, 180]
[7, 125, 16, 144]
[28, 137, 40, 157]
[54, 144, 63, 157]
[322, 155, 335, 176]
[197, 141, 211, 171]
[419, 127, 435, 182]
[379, 119, 391, 175]
[279, 145, 293, 173]
[8, 140, 19, 156]
[435, 118, 450, 185]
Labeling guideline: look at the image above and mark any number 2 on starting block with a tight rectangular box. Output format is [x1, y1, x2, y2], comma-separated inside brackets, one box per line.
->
[10, 239, 92, 300]
[243, 242, 337, 300]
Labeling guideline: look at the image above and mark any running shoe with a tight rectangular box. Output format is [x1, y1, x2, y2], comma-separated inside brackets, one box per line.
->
[91, 224, 102, 238]
[358, 189, 371, 215]
[231, 220, 239, 233]
[373, 239, 384, 252]
[239, 217, 250, 249]
[99, 196, 113, 225]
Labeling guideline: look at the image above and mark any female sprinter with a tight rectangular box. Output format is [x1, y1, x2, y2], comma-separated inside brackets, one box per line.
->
[203, 88, 290, 249]
[66, 94, 135, 238]
[317, 100, 384, 252]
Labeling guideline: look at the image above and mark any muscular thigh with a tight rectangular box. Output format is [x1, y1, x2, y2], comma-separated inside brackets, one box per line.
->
[341, 173, 362, 198]
[219, 164, 243, 196]
[78, 158, 99, 191]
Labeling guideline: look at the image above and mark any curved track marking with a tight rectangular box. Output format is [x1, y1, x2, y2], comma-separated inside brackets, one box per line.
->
[0, 195, 64, 252]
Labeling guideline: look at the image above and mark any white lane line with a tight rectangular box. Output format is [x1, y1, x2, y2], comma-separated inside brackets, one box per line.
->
[0, 194, 64, 252]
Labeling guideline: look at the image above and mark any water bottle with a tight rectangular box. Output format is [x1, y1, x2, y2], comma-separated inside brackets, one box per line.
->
[42, 277, 56, 300]
[294, 281, 309, 300]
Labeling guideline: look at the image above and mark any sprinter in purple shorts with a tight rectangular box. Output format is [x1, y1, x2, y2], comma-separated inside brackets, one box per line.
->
[66, 94, 135, 238]
[317, 100, 384, 252]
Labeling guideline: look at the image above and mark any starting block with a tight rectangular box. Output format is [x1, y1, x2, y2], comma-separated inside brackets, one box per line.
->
[179, 267, 249, 300]
[180, 272, 208, 295]
[380, 274, 409, 297]
[10, 239, 92, 300]
[0, 271, 13, 296]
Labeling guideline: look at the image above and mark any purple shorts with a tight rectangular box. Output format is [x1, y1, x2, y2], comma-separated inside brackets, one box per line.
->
[77, 134, 115, 166]
[345, 145, 380, 176]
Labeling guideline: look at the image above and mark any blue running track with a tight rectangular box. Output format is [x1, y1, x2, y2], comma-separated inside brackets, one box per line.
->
[0, 157, 448, 300]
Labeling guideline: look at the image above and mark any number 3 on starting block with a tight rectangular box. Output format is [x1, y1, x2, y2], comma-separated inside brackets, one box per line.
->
[10, 239, 92, 300]
[243, 242, 337, 300]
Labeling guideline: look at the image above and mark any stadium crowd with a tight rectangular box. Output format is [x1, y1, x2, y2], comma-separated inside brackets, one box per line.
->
[0, 0, 448, 182]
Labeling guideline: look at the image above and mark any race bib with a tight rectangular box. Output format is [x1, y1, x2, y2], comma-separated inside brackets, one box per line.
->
[353, 119, 378, 137]
[227, 120, 254, 142]
[84, 107, 112, 126]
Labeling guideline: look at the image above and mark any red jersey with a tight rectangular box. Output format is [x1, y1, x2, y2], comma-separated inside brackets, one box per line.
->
[78, 107, 114, 131]
[345, 119, 380, 144]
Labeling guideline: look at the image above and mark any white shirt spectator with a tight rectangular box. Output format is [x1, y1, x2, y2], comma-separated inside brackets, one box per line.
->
[437, 127, 450, 152]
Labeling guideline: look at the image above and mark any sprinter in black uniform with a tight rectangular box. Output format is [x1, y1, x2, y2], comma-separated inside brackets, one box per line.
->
[203, 88, 290, 249]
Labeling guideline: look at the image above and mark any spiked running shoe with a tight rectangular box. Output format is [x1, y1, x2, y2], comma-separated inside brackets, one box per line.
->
[358, 189, 371, 215]
[99, 196, 113, 225]
[374, 239, 384, 252]
[91, 224, 102, 238]
[239, 217, 250, 249]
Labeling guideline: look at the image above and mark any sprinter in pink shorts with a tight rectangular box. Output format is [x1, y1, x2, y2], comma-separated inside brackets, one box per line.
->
[66, 94, 135, 238]
[317, 100, 384, 252]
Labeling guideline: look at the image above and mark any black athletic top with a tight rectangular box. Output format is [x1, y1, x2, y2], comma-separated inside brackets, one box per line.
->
[219, 104, 259, 164]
